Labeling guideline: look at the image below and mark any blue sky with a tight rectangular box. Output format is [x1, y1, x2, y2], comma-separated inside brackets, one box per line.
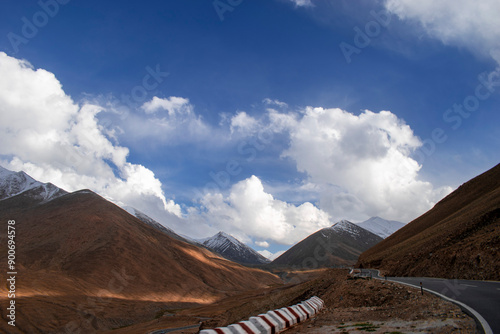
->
[0, 0, 499, 258]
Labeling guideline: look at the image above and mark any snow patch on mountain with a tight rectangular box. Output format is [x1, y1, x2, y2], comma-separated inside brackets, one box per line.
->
[356, 216, 405, 238]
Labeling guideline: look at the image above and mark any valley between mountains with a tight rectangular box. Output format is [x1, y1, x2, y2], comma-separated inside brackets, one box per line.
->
[0, 163, 498, 333]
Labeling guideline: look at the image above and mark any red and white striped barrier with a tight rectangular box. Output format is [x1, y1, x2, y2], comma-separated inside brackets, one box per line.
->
[278, 308, 298, 326]
[289, 305, 307, 322]
[294, 304, 311, 319]
[269, 309, 293, 328]
[298, 301, 315, 315]
[228, 320, 261, 333]
[303, 298, 321, 313]
[199, 296, 324, 334]
[250, 314, 279, 334]
[310, 296, 324, 309]
[265, 310, 286, 331]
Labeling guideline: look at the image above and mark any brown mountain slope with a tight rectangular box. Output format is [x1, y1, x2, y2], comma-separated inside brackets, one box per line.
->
[0, 190, 281, 333]
[358, 163, 500, 280]
[272, 220, 383, 268]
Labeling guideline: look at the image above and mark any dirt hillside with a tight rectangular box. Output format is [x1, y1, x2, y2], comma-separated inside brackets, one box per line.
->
[272, 221, 383, 268]
[358, 163, 500, 280]
[0, 190, 281, 333]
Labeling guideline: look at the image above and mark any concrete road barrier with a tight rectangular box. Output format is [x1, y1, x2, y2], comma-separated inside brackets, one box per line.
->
[289, 305, 308, 321]
[269, 309, 292, 328]
[274, 309, 296, 327]
[299, 301, 316, 315]
[200, 296, 324, 334]
[303, 300, 320, 313]
[281, 307, 301, 324]
[295, 304, 312, 319]
[305, 298, 322, 312]
[250, 315, 279, 334]
[228, 320, 261, 333]
[310, 296, 324, 309]
[265, 310, 286, 331]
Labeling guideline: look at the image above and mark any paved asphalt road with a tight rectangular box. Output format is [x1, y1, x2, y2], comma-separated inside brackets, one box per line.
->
[364, 269, 499, 334]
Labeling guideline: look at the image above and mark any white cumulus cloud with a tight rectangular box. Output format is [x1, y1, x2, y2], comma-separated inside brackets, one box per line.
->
[279, 107, 452, 222]
[195, 175, 331, 245]
[125, 96, 212, 144]
[0, 52, 181, 219]
[230, 111, 259, 136]
[141, 96, 190, 115]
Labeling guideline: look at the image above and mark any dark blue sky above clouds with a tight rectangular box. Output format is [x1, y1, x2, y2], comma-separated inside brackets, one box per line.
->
[1, 0, 499, 257]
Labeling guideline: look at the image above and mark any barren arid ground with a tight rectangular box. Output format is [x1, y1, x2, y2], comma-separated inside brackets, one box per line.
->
[0, 190, 281, 333]
[108, 269, 478, 334]
[359, 163, 500, 281]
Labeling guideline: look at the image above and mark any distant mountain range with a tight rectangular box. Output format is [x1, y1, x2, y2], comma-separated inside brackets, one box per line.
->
[201, 231, 270, 265]
[272, 220, 383, 268]
[356, 216, 405, 239]
[0, 166, 281, 333]
[0, 165, 406, 271]
[198, 217, 403, 267]
[359, 163, 500, 280]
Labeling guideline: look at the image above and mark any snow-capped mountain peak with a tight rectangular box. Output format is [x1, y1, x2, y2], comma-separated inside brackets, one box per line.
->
[203, 231, 244, 252]
[356, 216, 405, 239]
[202, 231, 270, 265]
[0, 167, 39, 198]
[0, 166, 67, 202]
[330, 220, 361, 237]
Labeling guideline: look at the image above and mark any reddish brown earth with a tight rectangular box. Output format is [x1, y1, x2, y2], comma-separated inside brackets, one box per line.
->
[0, 190, 281, 333]
[358, 163, 500, 280]
[107, 269, 477, 334]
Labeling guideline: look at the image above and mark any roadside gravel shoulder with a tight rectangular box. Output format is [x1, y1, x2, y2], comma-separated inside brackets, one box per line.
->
[286, 272, 478, 333]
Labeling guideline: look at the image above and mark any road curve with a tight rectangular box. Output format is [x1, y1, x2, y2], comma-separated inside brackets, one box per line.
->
[364, 269, 499, 334]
